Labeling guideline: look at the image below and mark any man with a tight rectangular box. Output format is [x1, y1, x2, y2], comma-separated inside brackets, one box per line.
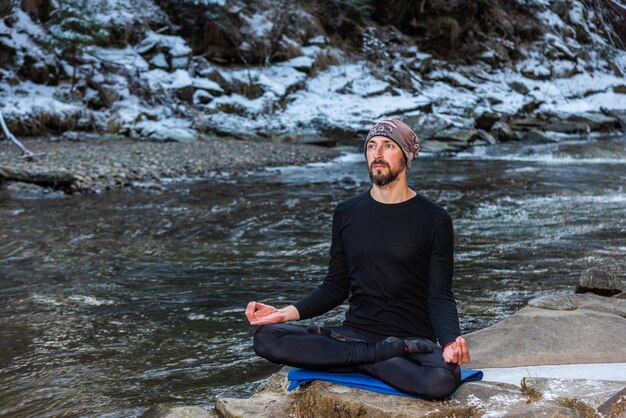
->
[245, 119, 470, 400]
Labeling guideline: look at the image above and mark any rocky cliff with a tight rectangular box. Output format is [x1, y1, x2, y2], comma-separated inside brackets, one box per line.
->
[1, 0, 625, 150]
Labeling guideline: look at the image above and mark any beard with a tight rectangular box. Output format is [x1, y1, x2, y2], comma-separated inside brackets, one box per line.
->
[369, 158, 406, 187]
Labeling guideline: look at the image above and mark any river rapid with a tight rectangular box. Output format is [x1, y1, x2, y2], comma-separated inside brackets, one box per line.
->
[1, 135, 625, 417]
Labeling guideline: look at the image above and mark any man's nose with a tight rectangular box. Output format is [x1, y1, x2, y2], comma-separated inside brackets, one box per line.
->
[373, 145, 384, 159]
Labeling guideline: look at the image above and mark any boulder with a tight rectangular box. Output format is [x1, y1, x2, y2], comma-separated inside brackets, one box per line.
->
[576, 268, 623, 297]
[475, 112, 500, 131]
[490, 121, 521, 142]
[465, 293, 626, 368]
[522, 129, 555, 143]
[509, 81, 530, 94]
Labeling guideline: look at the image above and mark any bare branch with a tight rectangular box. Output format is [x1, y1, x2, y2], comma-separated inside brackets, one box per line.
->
[0, 111, 39, 161]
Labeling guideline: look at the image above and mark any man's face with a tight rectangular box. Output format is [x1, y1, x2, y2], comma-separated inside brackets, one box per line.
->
[365, 136, 406, 187]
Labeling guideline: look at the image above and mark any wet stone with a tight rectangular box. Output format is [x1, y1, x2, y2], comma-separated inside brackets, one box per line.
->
[576, 268, 623, 297]
[528, 294, 579, 310]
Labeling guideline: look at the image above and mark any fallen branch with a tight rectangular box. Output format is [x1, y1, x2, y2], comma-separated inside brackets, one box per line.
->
[0, 111, 38, 161]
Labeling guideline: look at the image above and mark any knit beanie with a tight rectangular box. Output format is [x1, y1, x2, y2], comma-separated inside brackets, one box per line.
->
[365, 119, 421, 168]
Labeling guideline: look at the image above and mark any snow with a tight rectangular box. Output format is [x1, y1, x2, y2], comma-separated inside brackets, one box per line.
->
[192, 77, 223, 93]
[536, 9, 566, 29]
[150, 53, 169, 69]
[308, 35, 328, 46]
[241, 11, 274, 38]
[142, 69, 192, 91]
[221, 65, 306, 97]
[134, 117, 196, 141]
[92, 46, 150, 72]
[186, 0, 226, 6]
[135, 31, 192, 57]
[278, 56, 315, 71]
[540, 91, 626, 113]
[1, 82, 82, 117]
[481, 363, 626, 386]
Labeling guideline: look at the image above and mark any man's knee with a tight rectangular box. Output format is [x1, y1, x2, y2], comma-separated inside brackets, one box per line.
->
[421, 367, 458, 400]
[253, 325, 278, 360]
[253, 324, 299, 363]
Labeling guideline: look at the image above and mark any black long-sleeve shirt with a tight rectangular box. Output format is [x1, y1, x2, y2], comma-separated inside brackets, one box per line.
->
[294, 190, 460, 347]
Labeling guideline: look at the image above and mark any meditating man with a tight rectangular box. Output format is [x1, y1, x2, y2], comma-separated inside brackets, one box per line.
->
[245, 119, 470, 399]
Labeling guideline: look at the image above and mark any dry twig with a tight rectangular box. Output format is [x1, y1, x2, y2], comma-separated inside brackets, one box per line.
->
[0, 111, 39, 161]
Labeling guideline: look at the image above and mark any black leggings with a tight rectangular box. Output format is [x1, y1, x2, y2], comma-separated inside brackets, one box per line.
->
[253, 323, 461, 400]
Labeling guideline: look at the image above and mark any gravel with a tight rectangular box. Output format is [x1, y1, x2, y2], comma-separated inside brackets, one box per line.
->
[0, 137, 342, 194]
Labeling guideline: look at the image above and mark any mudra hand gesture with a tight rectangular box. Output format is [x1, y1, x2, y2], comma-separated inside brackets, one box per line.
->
[245, 301, 299, 325]
[442, 336, 470, 365]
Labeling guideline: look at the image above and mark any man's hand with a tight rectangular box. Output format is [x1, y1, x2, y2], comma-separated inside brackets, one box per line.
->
[442, 336, 470, 365]
[245, 301, 299, 325]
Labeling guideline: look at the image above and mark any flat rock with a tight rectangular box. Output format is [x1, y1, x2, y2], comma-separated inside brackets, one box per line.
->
[465, 293, 626, 368]
[215, 370, 625, 417]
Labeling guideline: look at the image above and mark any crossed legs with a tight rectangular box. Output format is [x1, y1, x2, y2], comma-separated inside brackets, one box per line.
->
[253, 323, 460, 400]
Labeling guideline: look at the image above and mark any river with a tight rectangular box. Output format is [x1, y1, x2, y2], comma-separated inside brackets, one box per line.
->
[1, 135, 625, 417]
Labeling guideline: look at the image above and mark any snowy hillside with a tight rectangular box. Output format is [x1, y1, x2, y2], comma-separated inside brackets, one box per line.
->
[1, 0, 625, 151]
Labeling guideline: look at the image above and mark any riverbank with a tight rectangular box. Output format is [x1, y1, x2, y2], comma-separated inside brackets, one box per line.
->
[0, 136, 341, 195]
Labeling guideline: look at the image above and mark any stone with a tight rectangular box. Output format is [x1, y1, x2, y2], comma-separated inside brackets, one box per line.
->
[0, 0, 11, 17]
[522, 377, 626, 416]
[597, 387, 626, 417]
[544, 120, 590, 133]
[141, 405, 216, 418]
[508, 117, 545, 131]
[510, 81, 530, 94]
[472, 129, 497, 145]
[613, 84, 626, 94]
[490, 121, 520, 142]
[475, 112, 500, 131]
[278, 56, 314, 73]
[465, 293, 626, 368]
[566, 112, 620, 132]
[215, 368, 296, 418]
[576, 268, 622, 297]
[522, 129, 556, 143]
[432, 128, 478, 146]
[601, 109, 626, 130]
[528, 294, 579, 311]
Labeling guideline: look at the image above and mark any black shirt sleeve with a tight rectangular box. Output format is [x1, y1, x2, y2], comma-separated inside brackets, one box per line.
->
[293, 206, 350, 319]
[427, 212, 461, 347]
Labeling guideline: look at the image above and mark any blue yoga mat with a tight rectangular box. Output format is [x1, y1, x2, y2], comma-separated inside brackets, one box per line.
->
[287, 368, 483, 398]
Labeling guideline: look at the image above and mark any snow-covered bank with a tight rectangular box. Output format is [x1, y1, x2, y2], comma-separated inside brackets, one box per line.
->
[1, 0, 625, 152]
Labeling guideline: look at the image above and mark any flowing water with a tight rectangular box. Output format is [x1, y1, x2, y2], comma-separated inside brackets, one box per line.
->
[1, 136, 625, 417]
